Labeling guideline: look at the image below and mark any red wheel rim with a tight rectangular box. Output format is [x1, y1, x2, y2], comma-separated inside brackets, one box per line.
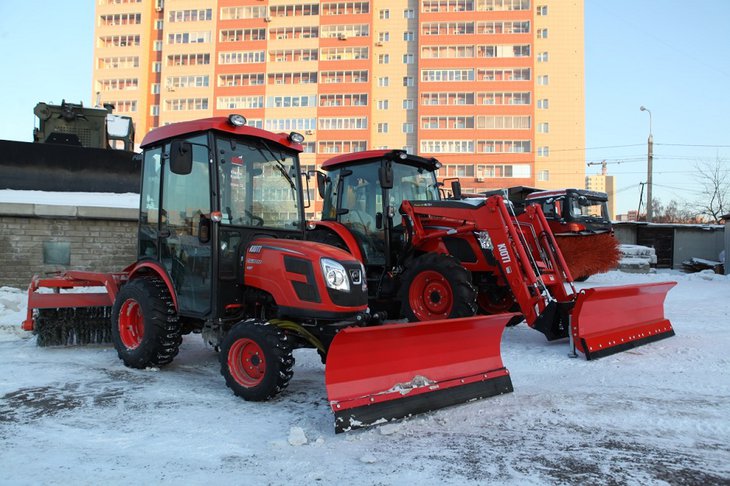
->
[477, 292, 516, 314]
[408, 270, 453, 320]
[119, 298, 144, 349]
[228, 338, 266, 387]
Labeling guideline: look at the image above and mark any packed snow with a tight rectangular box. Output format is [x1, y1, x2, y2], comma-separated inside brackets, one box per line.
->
[0, 189, 139, 208]
[1, 270, 729, 484]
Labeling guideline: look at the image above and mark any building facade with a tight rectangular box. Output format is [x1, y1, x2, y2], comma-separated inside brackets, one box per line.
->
[586, 164, 616, 219]
[93, 0, 585, 214]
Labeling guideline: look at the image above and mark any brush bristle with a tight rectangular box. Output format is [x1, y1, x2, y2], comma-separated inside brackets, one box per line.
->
[34, 308, 112, 347]
[555, 233, 621, 280]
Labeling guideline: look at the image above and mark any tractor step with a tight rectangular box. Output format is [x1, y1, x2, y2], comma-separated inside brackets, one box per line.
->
[325, 314, 515, 433]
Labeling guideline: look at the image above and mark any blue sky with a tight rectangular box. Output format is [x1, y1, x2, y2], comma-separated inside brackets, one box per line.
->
[0, 1, 728, 214]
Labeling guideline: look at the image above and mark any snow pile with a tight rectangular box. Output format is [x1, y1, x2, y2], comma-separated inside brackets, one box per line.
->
[0, 287, 27, 341]
[618, 244, 657, 273]
[1, 271, 729, 484]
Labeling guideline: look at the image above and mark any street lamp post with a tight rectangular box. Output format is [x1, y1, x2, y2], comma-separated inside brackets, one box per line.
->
[640, 106, 653, 222]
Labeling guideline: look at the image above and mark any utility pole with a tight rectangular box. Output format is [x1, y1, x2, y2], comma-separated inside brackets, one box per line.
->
[640, 106, 653, 222]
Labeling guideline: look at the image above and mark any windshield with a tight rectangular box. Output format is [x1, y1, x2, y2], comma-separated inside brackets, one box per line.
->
[570, 197, 609, 219]
[216, 135, 302, 230]
[322, 160, 439, 222]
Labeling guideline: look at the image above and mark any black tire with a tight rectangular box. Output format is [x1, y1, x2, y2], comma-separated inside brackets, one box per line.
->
[399, 253, 477, 322]
[574, 275, 590, 282]
[476, 291, 524, 327]
[219, 319, 294, 402]
[111, 277, 182, 369]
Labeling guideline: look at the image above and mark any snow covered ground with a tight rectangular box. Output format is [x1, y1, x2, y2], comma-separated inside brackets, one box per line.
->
[1, 270, 729, 485]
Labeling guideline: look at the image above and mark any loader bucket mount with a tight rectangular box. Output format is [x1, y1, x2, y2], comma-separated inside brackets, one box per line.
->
[325, 314, 515, 433]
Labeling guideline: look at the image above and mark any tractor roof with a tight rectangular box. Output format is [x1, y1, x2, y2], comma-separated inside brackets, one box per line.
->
[526, 188, 608, 201]
[321, 149, 439, 171]
[140, 117, 304, 152]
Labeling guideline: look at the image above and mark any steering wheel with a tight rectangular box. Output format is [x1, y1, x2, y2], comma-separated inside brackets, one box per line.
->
[245, 210, 264, 227]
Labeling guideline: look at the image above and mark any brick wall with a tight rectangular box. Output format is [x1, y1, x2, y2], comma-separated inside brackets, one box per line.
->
[0, 203, 138, 289]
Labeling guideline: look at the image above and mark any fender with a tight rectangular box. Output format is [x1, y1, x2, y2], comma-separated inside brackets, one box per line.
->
[125, 260, 179, 311]
[307, 221, 365, 263]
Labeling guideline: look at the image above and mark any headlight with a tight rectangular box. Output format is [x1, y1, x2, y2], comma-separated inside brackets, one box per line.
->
[476, 231, 493, 250]
[321, 258, 350, 292]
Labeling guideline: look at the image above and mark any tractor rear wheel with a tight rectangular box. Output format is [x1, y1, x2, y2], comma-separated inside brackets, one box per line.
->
[111, 277, 182, 369]
[400, 253, 477, 321]
[220, 320, 294, 401]
[477, 292, 524, 327]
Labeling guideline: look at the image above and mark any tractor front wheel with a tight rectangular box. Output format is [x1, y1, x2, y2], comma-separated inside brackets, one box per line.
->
[111, 277, 182, 369]
[400, 253, 477, 322]
[220, 320, 294, 401]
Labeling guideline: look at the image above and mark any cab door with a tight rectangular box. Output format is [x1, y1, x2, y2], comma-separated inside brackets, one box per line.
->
[138, 135, 213, 316]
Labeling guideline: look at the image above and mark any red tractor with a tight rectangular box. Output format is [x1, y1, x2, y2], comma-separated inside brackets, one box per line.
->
[308, 149, 676, 359]
[520, 188, 620, 281]
[22, 117, 514, 432]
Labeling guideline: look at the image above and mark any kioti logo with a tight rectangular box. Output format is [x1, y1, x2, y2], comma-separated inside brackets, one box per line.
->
[497, 243, 511, 264]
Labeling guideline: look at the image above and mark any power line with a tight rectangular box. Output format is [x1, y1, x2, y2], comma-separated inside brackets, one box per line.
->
[655, 143, 730, 148]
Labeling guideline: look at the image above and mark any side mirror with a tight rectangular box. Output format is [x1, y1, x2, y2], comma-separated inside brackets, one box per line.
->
[316, 171, 327, 199]
[169, 140, 193, 175]
[451, 180, 462, 200]
[379, 161, 394, 189]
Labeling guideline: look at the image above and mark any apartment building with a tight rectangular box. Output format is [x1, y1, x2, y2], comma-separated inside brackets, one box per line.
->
[93, 0, 585, 210]
[586, 166, 616, 220]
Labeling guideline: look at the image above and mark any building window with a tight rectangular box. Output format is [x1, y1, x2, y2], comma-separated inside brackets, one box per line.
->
[379, 32, 389, 42]
[537, 122, 549, 133]
[403, 99, 414, 109]
[404, 31, 415, 42]
[155, 20, 163, 30]
[377, 123, 389, 133]
[537, 75, 549, 85]
[378, 54, 390, 64]
[537, 28, 548, 39]
[403, 53, 415, 64]
[538, 170, 549, 181]
[537, 146, 550, 157]
[537, 99, 549, 109]
[404, 8, 415, 18]
[377, 100, 389, 110]
[402, 123, 414, 133]
[153, 40, 162, 51]
[537, 5, 548, 15]
[403, 76, 415, 87]
[379, 9, 390, 19]
[378, 77, 389, 87]
[537, 52, 549, 63]
[152, 62, 161, 73]
[150, 105, 159, 116]
[151, 84, 160, 94]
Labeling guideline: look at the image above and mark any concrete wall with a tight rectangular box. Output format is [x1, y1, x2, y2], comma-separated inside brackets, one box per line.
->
[613, 224, 637, 245]
[613, 222, 725, 270]
[673, 227, 725, 267]
[0, 203, 137, 289]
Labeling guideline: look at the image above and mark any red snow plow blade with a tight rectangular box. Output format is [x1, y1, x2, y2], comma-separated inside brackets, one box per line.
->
[571, 281, 677, 360]
[325, 314, 514, 433]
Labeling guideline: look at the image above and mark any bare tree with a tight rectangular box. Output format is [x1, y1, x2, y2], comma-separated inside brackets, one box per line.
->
[693, 156, 729, 223]
[641, 198, 702, 223]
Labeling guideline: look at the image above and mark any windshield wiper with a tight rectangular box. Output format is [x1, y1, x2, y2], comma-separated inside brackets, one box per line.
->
[256, 140, 296, 191]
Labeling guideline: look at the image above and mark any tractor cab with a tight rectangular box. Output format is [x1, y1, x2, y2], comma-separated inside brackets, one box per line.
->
[316, 150, 440, 269]
[524, 188, 611, 234]
[138, 115, 341, 324]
